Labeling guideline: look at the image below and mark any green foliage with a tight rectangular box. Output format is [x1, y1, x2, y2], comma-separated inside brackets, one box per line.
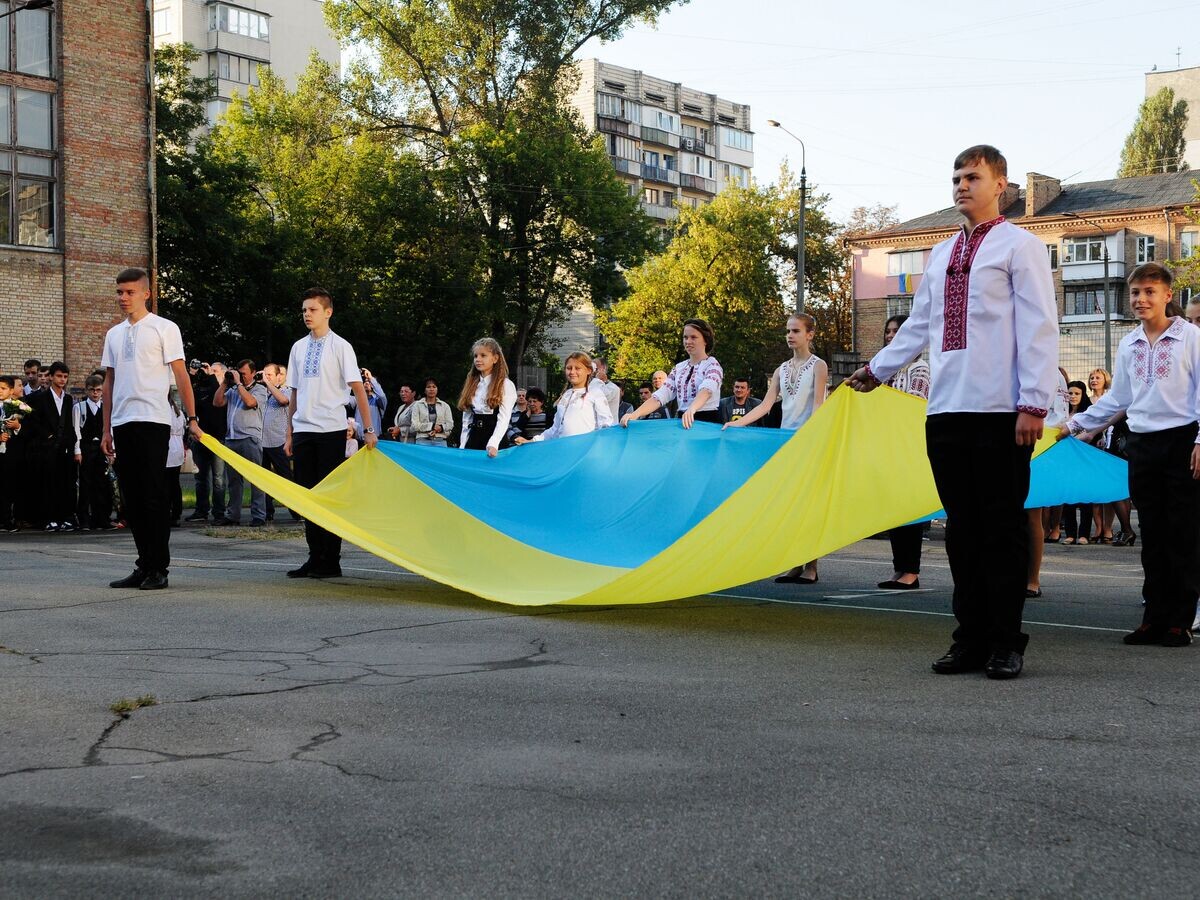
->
[1119, 88, 1190, 178]
[598, 173, 842, 393]
[1169, 180, 1200, 294]
[110, 695, 157, 716]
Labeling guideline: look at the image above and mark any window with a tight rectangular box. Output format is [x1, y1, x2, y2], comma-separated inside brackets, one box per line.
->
[1062, 237, 1104, 263]
[722, 163, 749, 188]
[596, 92, 639, 123]
[1047, 244, 1058, 270]
[605, 134, 637, 161]
[662, 154, 674, 171]
[641, 149, 659, 168]
[1136, 236, 1156, 263]
[1, 86, 56, 247]
[663, 191, 675, 206]
[206, 98, 231, 125]
[654, 110, 678, 133]
[2, 3, 52, 76]
[720, 127, 753, 152]
[154, 8, 172, 35]
[887, 296, 914, 319]
[211, 52, 262, 86]
[1183, 231, 1199, 258]
[1064, 283, 1123, 317]
[209, 4, 269, 40]
[887, 250, 925, 276]
[643, 188, 660, 205]
[682, 124, 697, 140]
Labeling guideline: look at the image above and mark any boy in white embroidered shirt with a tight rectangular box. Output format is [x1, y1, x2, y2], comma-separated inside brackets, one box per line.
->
[1062, 262, 1200, 646]
[846, 145, 1059, 680]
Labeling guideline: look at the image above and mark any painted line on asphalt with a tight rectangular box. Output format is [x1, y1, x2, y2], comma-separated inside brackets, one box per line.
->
[711, 592, 1130, 634]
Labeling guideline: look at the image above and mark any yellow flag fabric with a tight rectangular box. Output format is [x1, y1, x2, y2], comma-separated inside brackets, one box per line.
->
[201, 388, 1106, 606]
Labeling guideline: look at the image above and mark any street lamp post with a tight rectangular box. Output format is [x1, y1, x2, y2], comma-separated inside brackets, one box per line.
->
[1064, 212, 1113, 373]
[767, 120, 806, 314]
[0, 0, 54, 20]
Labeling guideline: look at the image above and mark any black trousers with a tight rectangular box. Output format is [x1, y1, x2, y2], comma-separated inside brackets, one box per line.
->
[166, 465, 183, 523]
[0, 449, 11, 525]
[888, 523, 924, 575]
[926, 413, 1033, 654]
[114, 422, 171, 574]
[693, 409, 722, 424]
[31, 447, 76, 526]
[1127, 424, 1200, 630]
[1063, 504, 1093, 541]
[77, 449, 113, 528]
[292, 431, 346, 568]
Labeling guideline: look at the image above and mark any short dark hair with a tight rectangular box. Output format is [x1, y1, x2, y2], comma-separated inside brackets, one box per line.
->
[1127, 261, 1173, 287]
[639, 382, 653, 392]
[953, 144, 1007, 178]
[0, 375, 14, 388]
[116, 267, 149, 286]
[734, 376, 750, 386]
[23, 358, 40, 369]
[49, 361, 69, 376]
[424, 378, 438, 389]
[526, 387, 546, 403]
[885, 314, 909, 334]
[302, 286, 333, 309]
[85, 374, 103, 389]
[38, 365, 49, 373]
[235, 358, 257, 372]
[399, 382, 417, 393]
[682, 318, 715, 354]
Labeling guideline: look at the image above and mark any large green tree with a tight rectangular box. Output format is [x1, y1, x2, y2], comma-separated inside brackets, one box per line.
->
[324, 0, 667, 363]
[1118, 87, 1190, 177]
[597, 175, 842, 392]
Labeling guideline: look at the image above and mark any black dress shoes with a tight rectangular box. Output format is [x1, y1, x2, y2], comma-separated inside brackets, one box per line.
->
[1161, 627, 1192, 647]
[109, 569, 148, 589]
[1122, 624, 1164, 645]
[307, 566, 342, 579]
[878, 579, 920, 590]
[984, 649, 1024, 680]
[287, 561, 314, 578]
[931, 644, 989, 674]
[139, 571, 169, 590]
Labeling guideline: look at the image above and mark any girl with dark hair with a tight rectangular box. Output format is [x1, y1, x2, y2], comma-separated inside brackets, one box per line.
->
[622, 319, 724, 429]
[1060, 381, 1093, 545]
[457, 338, 517, 458]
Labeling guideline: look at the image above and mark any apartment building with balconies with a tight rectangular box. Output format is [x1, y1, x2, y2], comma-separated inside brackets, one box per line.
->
[152, 0, 340, 124]
[571, 59, 753, 227]
[847, 170, 1200, 380]
[1145, 64, 1200, 170]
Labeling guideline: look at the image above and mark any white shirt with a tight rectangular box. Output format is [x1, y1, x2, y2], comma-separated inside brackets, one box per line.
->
[100, 313, 185, 427]
[534, 382, 614, 441]
[776, 355, 824, 431]
[166, 409, 185, 467]
[285, 330, 361, 434]
[1046, 371, 1070, 429]
[1068, 316, 1200, 442]
[867, 218, 1059, 417]
[653, 357, 723, 412]
[459, 375, 517, 451]
[595, 379, 621, 421]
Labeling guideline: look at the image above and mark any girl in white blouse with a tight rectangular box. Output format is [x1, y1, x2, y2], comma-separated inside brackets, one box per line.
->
[514, 352, 612, 445]
[622, 319, 723, 429]
[457, 338, 517, 458]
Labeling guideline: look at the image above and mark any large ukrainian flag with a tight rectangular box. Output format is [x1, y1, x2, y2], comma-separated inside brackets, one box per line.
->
[203, 389, 1128, 606]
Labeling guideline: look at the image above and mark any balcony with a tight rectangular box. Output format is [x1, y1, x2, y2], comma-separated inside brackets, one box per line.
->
[640, 126, 680, 149]
[609, 156, 639, 176]
[640, 202, 679, 221]
[597, 115, 638, 139]
[641, 165, 680, 186]
[1060, 259, 1125, 282]
[206, 29, 270, 61]
[679, 174, 717, 194]
[681, 137, 716, 156]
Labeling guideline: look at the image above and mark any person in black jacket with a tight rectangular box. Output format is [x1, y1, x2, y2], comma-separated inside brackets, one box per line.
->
[186, 360, 228, 523]
[75, 374, 114, 529]
[24, 361, 78, 531]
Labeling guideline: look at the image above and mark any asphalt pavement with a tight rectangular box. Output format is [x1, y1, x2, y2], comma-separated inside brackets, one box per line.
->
[1, 525, 1197, 897]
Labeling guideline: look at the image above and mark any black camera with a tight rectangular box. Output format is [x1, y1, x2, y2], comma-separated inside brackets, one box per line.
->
[223, 371, 237, 388]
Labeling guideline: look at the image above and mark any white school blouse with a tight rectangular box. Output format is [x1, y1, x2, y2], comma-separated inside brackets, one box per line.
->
[1068, 316, 1200, 441]
[459, 375, 517, 451]
[866, 217, 1059, 417]
[534, 382, 614, 441]
[652, 356, 723, 413]
[776, 355, 824, 431]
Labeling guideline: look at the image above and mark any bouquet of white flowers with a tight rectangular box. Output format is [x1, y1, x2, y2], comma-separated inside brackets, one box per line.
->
[1, 397, 32, 455]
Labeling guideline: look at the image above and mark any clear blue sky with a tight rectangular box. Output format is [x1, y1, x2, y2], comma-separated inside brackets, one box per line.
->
[578, 0, 1198, 223]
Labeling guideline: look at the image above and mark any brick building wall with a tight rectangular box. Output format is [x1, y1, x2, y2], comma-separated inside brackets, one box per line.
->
[61, 0, 153, 374]
[0, 2, 151, 376]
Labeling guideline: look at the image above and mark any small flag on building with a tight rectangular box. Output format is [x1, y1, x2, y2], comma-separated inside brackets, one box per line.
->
[898, 273, 911, 293]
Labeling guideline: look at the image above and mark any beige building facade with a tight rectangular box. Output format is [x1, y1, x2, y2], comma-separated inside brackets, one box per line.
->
[152, 0, 340, 123]
[1145, 65, 1200, 170]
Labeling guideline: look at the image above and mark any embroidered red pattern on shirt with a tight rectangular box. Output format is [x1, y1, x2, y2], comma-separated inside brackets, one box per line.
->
[941, 216, 1004, 353]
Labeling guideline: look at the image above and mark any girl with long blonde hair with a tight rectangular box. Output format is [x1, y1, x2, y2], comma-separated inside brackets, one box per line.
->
[514, 351, 613, 445]
[457, 338, 517, 458]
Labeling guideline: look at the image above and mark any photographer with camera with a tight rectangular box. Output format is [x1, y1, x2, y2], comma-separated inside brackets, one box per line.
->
[260, 363, 295, 522]
[212, 358, 269, 527]
[354, 367, 389, 443]
[186, 359, 228, 523]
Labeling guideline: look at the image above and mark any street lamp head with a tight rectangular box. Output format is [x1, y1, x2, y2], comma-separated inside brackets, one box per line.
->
[766, 119, 781, 127]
